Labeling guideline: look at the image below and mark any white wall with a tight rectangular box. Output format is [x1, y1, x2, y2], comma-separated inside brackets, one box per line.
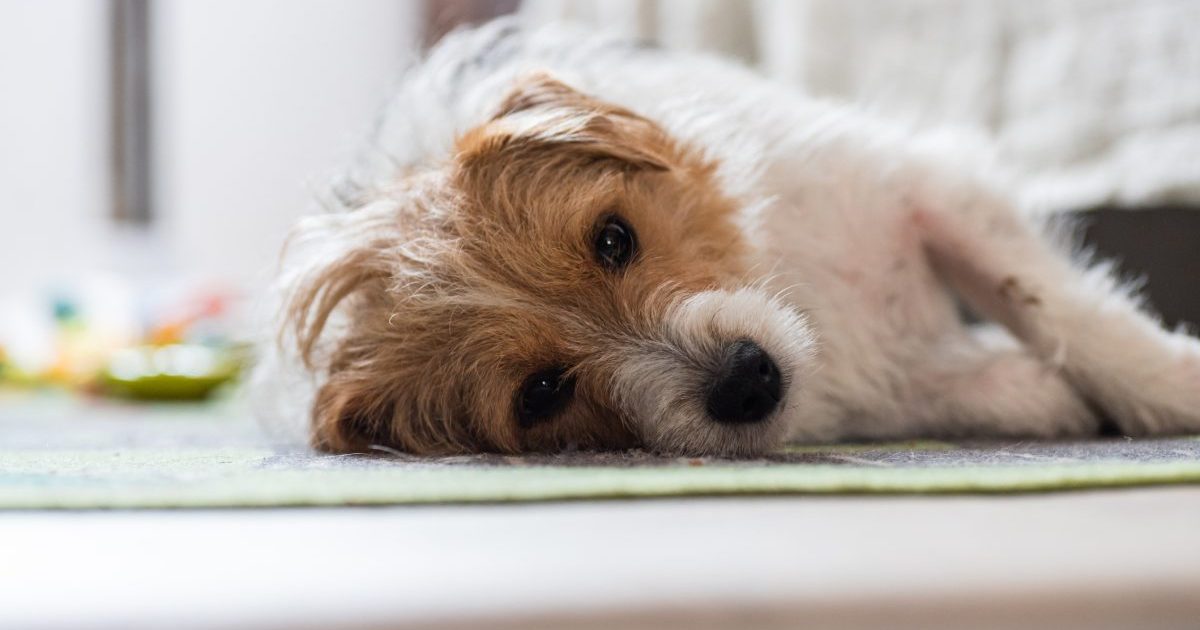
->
[0, 0, 110, 296]
[152, 0, 421, 294]
[0, 0, 420, 298]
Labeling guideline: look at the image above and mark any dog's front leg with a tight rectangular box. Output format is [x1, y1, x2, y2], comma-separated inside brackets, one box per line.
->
[913, 179, 1200, 436]
[897, 329, 1101, 439]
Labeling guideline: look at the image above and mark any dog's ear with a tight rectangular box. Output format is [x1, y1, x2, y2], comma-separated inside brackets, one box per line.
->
[311, 371, 395, 453]
[288, 249, 397, 454]
[455, 72, 670, 173]
[279, 209, 405, 454]
[492, 72, 615, 119]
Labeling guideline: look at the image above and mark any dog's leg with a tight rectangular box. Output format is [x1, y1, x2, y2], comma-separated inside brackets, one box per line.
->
[903, 327, 1099, 439]
[914, 180, 1200, 436]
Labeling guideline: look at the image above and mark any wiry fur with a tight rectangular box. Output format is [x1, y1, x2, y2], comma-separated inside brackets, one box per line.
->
[256, 20, 1200, 456]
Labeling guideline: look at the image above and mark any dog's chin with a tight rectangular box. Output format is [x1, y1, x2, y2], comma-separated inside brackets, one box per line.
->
[609, 287, 817, 458]
[640, 401, 795, 458]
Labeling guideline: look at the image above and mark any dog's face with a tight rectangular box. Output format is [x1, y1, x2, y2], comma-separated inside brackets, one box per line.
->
[286, 75, 816, 456]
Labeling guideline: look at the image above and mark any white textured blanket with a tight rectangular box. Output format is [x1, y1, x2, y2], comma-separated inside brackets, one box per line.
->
[522, 0, 1200, 210]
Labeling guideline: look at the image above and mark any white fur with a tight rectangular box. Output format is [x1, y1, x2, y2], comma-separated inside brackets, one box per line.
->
[606, 288, 818, 456]
[260, 19, 1200, 453]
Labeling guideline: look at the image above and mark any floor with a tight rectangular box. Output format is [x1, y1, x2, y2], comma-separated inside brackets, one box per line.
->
[4, 487, 1199, 629]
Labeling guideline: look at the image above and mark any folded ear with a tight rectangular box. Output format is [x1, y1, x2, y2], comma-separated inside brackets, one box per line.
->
[492, 72, 615, 119]
[456, 72, 671, 173]
[311, 370, 395, 453]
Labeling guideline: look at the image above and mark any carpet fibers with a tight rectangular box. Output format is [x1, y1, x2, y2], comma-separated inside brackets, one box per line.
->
[3, 393, 1199, 509]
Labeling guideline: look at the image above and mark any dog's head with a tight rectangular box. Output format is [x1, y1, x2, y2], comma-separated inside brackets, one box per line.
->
[283, 74, 816, 456]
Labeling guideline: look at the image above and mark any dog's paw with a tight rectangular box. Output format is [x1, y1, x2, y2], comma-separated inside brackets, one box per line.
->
[1111, 344, 1200, 436]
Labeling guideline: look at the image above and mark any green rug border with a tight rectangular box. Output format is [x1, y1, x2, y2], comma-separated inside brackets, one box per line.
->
[5, 459, 1200, 510]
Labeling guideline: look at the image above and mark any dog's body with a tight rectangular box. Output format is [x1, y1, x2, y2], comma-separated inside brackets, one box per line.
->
[260, 21, 1200, 456]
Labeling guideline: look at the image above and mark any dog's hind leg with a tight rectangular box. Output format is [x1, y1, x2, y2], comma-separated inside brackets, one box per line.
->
[913, 183, 1200, 436]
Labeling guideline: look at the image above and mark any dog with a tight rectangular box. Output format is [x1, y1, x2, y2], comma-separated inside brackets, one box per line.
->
[256, 20, 1200, 457]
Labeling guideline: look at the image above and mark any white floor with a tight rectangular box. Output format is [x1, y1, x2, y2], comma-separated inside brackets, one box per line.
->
[3, 488, 1199, 630]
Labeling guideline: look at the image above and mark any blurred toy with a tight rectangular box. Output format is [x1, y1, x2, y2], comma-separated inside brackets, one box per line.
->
[147, 292, 229, 346]
[101, 344, 241, 401]
[0, 281, 245, 401]
[44, 296, 119, 387]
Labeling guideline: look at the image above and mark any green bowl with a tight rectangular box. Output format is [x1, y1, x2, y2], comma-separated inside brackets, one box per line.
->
[101, 344, 240, 401]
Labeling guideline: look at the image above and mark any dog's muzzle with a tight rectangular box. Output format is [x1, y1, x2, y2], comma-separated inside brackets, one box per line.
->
[704, 339, 783, 424]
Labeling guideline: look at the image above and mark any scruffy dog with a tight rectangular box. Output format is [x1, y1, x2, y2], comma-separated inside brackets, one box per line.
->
[259, 21, 1200, 456]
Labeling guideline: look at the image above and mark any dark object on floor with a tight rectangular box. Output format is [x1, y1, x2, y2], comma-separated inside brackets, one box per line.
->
[1077, 206, 1200, 330]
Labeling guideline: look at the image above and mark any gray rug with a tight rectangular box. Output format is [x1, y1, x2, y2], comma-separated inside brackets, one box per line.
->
[3, 392, 1199, 509]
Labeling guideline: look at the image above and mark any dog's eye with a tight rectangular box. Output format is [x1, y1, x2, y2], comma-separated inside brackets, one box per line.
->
[594, 216, 637, 270]
[516, 367, 575, 428]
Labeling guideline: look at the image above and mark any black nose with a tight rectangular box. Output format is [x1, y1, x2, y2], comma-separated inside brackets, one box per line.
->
[705, 340, 783, 425]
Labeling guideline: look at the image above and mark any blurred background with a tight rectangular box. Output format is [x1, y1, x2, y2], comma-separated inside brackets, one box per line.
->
[1, 0, 1197, 399]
